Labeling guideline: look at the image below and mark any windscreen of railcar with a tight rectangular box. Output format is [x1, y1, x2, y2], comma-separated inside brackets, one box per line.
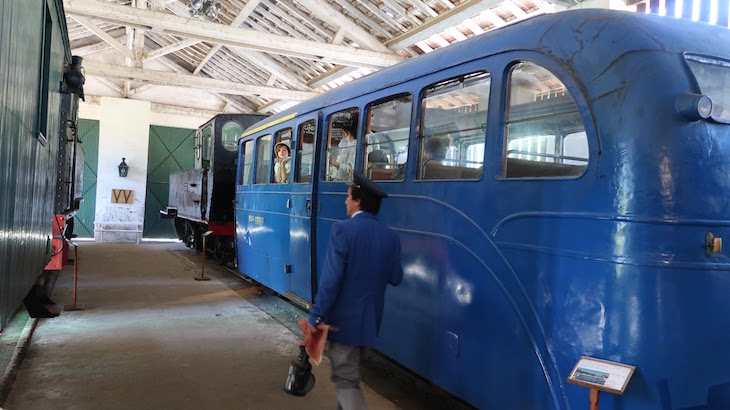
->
[685, 54, 730, 123]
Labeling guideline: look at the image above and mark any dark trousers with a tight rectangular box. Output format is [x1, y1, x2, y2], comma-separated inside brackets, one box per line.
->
[329, 342, 367, 410]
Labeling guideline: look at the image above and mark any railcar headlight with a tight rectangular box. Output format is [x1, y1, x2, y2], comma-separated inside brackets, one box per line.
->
[675, 93, 713, 121]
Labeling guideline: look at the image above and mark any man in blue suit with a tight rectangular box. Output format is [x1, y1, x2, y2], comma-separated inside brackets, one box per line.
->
[308, 171, 403, 409]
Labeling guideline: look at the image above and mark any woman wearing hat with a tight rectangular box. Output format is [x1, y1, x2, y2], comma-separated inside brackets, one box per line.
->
[274, 141, 291, 183]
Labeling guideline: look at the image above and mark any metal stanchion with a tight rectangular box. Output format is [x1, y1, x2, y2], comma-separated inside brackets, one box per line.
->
[194, 230, 214, 281]
[64, 241, 86, 311]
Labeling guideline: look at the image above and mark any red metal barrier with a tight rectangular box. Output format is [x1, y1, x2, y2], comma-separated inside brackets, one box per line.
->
[45, 215, 68, 271]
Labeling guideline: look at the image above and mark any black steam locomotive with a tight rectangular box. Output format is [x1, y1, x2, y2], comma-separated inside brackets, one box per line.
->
[161, 114, 266, 264]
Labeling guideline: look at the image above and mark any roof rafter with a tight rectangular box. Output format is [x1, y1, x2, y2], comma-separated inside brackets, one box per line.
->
[144, 38, 201, 61]
[386, 0, 505, 50]
[71, 15, 135, 59]
[293, 0, 391, 52]
[82, 60, 320, 101]
[64, 0, 404, 68]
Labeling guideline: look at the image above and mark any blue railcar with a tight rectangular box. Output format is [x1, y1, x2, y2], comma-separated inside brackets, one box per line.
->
[234, 9, 730, 409]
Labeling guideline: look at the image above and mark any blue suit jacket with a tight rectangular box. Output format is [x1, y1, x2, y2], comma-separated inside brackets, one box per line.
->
[309, 212, 403, 346]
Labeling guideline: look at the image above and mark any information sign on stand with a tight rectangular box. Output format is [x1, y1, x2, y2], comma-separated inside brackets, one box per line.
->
[567, 356, 635, 410]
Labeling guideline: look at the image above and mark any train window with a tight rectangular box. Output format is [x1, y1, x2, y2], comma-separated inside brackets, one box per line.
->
[201, 126, 212, 168]
[35, 4, 52, 145]
[255, 135, 272, 184]
[503, 62, 588, 178]
[364, 95, 412, 181]
[685, 55, 730, 123]
[419, 72, 490, 180]
[325, 108, 359, 182]
[272, 128, 292, 184]
[241, 140, 254, 185]
[221, 121, 243, 152]
[296, 120, 316, 183]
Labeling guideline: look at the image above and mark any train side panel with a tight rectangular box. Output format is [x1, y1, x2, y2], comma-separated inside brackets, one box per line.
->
[233, 10, 730, 410]
[169, 169, 205, 221]
[0, 0, 76, 329]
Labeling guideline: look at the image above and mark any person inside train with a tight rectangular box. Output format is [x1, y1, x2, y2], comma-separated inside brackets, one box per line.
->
[418, 136, 450, 179]
[274, 141, 291, 183]
[388, 136, 450, 180]
[422, 136, 448, 163]
[328, 123, 357, 181]
[366, 149, 389, 179]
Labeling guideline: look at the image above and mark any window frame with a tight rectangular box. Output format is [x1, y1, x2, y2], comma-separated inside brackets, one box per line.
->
[500, 60, 590, 179]
[271, 128, 293, 184]
[363, 93, 413, 182]
[323, 107, 360, 183]
[239, 139, 255, 186]
[295, 119, 317, 184]
[417, 71, 491, 181]
[35, 4, 53, 146]
[254, 134, 272, 185]
[221, 121, 244, 152]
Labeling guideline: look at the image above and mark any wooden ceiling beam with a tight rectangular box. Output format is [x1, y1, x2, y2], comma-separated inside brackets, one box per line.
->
[294, 0, 393, 52]
[386, 0, 503, 50]
[64, 0, 404, 68]
[81, 60, 319, 101]
[330, 0, 393, 39]
[71, 15, 135, 59]
[145, 38, 202, 62]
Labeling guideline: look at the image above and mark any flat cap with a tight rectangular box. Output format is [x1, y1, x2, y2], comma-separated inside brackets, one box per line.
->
[348, 171, 387, 198]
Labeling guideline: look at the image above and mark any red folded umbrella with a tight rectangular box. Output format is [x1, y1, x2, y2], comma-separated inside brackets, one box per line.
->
[297, 320, 330, 366]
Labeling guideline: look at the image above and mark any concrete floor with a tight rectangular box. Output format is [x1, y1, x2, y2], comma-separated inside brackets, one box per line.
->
[2, 242, 402, 410]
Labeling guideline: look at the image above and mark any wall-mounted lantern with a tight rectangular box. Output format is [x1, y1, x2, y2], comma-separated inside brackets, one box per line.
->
[118, 158, 129, 177]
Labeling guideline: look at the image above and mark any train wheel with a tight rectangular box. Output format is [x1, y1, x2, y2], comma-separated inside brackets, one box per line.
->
[192, 225, 203, 252]
[215, 239, 234, 266]
[184, 221, 195, 248]
[213, 238, 224, 264]
[173, 218, 186, 241]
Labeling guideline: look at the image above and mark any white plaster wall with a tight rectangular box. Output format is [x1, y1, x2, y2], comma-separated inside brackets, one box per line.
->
[94, 97, 152, 242]
[81, 100, 211, 129]
[150, 111, 208, 129]
[84, 96, 212, 242]
[79, 101, 100, 121]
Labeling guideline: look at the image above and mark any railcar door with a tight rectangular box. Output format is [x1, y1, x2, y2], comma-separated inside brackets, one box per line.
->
[286, 116, 321, 305]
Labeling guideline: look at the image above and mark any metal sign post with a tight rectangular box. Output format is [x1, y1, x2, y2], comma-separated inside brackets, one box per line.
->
[194, 230, 214, 281]
[64, 241, 86, 311]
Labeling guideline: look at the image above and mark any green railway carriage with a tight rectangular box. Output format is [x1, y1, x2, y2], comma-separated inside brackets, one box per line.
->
[0, 0, 84, 330]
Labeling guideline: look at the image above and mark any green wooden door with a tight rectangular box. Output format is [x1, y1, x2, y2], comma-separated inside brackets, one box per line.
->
[144, 125, 196, 238]
[74, 119, 99, 238]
